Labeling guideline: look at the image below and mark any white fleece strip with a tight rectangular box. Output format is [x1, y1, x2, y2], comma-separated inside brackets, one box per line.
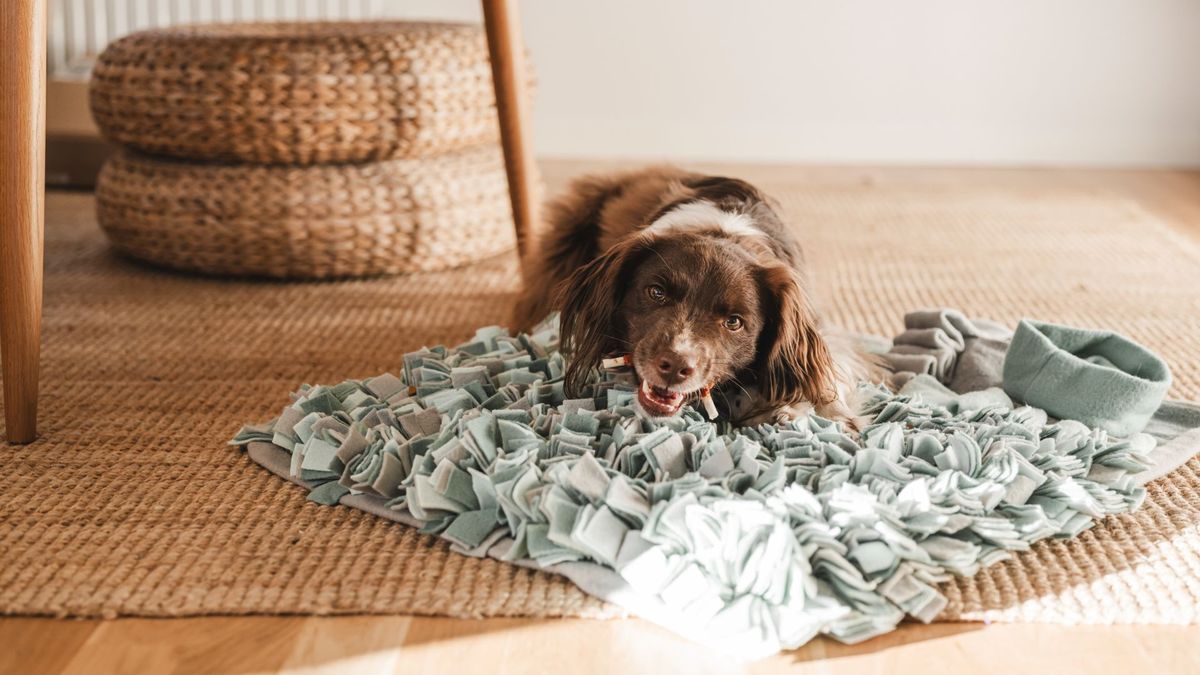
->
[645, 200, 763, 240]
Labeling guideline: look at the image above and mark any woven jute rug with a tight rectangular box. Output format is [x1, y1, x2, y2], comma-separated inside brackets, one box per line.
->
[2, 172, 1199, 624]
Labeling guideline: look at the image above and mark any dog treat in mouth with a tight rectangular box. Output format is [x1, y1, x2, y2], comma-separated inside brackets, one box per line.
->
[600, 355, 632, 369]
[699, 385, 718, 419]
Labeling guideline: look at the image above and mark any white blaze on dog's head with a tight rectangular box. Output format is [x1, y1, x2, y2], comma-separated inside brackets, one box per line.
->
[644, 200, 764, 241]
[670, 329, 696, 367]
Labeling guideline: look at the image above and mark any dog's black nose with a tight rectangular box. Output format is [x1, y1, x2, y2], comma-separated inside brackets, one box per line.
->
[656, 355, 695, 384]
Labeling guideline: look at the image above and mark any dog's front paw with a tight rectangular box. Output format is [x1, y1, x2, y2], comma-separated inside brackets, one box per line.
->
[765, 402, 815, 426]
[773, 409, 795, 425]
[814, 399, 870, 436]
[737, 399, 869, 435]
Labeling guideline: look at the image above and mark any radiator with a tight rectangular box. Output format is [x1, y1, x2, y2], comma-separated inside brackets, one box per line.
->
[48, 0, 396, 78]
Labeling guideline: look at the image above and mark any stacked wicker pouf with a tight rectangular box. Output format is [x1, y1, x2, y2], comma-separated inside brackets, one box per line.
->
[90, 22, 517, 278]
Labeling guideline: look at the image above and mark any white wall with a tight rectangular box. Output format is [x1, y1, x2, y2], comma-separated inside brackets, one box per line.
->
[66, 0, 1200, 166]
[420, 0, 1200, 167]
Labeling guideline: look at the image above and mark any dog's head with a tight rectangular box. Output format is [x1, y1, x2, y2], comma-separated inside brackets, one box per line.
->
[558, 230, 837, 418]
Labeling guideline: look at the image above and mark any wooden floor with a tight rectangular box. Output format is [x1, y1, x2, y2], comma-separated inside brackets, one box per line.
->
[5, 164, 1200, 675]
[4, 616, 1199, 675]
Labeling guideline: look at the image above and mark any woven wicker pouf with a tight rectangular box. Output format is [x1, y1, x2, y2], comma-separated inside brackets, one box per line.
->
[95, 145, 516, 278]
[90, 22, 502, 165]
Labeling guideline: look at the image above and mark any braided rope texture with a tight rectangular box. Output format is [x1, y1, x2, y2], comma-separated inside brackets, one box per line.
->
[94, 146, 517, 278]
[90, 22, 504, 165]
[1, 177, 1198, 623]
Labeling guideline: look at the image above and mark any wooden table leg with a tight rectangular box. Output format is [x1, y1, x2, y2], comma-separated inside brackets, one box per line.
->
[481, 0, 539, 259]
[0, 0, 47, 444]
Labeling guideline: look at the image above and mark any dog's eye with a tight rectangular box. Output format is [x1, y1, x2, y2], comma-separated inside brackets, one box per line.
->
[724, 316, 744, 331]
[646, 284, 667, 303]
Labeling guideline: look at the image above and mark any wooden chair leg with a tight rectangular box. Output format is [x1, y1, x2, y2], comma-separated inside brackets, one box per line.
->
[481, 0, 539, 259]
[0, 0, 47, 444]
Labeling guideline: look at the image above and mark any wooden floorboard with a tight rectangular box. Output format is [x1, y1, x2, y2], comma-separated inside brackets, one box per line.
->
[5, 166, 1200, 674]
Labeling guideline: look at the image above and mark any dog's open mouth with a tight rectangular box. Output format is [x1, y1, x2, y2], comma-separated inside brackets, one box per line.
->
[637, 379, 690, 417]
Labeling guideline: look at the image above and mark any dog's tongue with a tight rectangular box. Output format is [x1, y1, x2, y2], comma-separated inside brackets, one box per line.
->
[637, 380, 685, 417]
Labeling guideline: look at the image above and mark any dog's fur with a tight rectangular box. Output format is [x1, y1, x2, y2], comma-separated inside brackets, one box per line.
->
[514, 166, 884, 427]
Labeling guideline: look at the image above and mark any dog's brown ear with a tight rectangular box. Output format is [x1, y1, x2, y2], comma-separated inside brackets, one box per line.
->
[558, 237, 647, 397]
[755, 264, 837, 407]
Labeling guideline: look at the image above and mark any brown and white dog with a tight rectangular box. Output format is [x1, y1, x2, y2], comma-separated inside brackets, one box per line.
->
[513, 166, 884, 428]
